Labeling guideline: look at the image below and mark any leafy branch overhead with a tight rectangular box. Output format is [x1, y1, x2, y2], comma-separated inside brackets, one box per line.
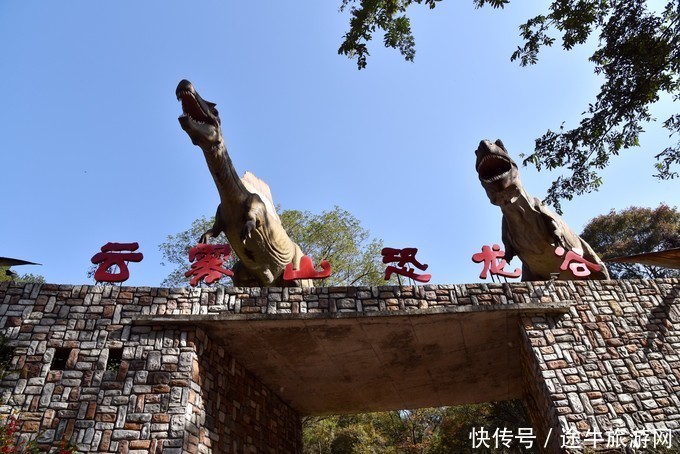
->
[338, 0, 507, 69]
[339, 0, 680, 213]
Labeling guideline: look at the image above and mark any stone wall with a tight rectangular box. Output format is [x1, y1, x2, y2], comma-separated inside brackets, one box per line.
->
[1, 278, 679, 453]
[521, 279, 680, 452]
[190, 327, 301, 453]
[0, 283, 301, 453]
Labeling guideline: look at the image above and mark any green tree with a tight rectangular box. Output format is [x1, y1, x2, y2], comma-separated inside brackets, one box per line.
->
[280, 207, 389, 286]
[433, 401, 537, 453]
[158, 216, 230, 287]
[580, 203, 680, 279]
[339, 0, 680, 212]
[303, 413, 392, 454]
[159, 206, 392, 287]
[303, 401, 535, 453]
[0, 267, 45, 284]
[386, 408, 446, 452]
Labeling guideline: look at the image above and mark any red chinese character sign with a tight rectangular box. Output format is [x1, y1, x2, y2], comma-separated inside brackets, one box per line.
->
[185, 244, 234, 287]
[471, 244, 521, 281]
[283, 256, 332, 281]
[91, 242, 144, 283]
[555, 246, 603, 278]
[381, 247, 431, 283]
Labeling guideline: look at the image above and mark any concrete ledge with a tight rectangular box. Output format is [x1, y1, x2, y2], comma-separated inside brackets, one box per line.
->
[133, 301, 571, 324]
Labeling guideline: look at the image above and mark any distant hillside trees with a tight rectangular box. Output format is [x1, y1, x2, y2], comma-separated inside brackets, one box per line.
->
[580, 204, 680, 279]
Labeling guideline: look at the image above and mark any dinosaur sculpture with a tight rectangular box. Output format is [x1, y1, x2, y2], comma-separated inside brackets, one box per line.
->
[176, 79, 310, 287]
[475, 139, 610, 281]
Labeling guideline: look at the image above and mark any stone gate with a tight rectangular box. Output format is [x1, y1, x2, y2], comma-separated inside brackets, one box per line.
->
[0, 278, 678, 452]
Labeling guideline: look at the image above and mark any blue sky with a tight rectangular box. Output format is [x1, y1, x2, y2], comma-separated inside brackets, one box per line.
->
[1, 1, 677, 287]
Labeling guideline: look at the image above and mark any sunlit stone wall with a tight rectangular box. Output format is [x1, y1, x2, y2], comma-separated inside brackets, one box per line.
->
[520, 279, 680, 452]
[0, 283, 301, 453]
[0, 278, 678, 453]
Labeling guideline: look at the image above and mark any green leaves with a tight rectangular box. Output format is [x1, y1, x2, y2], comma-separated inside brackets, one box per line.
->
[472, 0, 509, 8]
[158, 216, 234, 287]
[281, 206, 392, 286]
[339, 0, 680, 208]
[656, 113, 680, 179]
[0, 267, 45, 284]
[338, 0, 443, 69]
[159, 207, 391, 287]
[580, 204, 680, 279]
[302, 401, 534, 453]
[511, 15, 554, 66]
[519, 0, 680, 210]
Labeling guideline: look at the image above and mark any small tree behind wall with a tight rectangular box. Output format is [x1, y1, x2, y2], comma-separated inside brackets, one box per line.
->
[580, 204, 680, 279]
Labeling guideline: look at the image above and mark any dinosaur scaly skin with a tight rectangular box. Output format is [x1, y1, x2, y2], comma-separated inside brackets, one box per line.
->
[475, 139, 610, 281]
[176, 80, 310, 287]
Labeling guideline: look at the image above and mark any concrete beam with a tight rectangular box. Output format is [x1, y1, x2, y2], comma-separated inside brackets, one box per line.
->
[135, 303, 568, 415]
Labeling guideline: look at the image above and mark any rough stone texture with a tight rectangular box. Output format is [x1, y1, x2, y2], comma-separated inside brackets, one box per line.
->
[0, 278, 679, 453]
[0, 283, 301, 453]
[520, 279, 680, 452]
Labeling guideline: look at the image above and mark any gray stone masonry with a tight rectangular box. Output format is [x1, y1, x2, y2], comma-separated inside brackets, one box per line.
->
[521, 278, 680, 452]
[0, 278, 678, 453]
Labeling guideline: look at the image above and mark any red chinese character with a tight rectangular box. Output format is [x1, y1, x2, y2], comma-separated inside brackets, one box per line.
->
[185, 244, 234, 287]
[381, 247, 432, 283]
[471, 244, 521, 280]
[555, 246, 602, 278]
[91, 242, 144, 283]
[283, 256, 332, 281]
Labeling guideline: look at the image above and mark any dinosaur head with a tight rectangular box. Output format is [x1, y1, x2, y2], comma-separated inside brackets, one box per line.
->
[475, 139, 521, 205]
[176, 80, 222, 148]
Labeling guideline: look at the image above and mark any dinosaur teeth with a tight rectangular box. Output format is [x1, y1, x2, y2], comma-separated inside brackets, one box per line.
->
[476, 155, 490, 171]
[178, 90, 214, 125]
[478, 153, 514, 183]
[483, 170, 511, 183]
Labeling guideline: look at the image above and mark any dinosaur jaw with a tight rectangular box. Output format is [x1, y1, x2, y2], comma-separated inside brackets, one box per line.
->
[475, 139, 519, 189]
[176, 80, 222, 147]
[476, 154, 516, 185]
[178, 114, 221, 146]
[475, 140, 521, 205]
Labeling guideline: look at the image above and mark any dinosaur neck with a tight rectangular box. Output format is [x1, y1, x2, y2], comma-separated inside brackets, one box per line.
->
[202, 140, 249, 206]
[498, 184, 536, 220]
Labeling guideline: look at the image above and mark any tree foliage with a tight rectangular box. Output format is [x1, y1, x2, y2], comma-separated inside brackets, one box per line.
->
[519, 0, 680, 212]
[281, 207, 390, 286]
[338, 0, 509, 69]
[339, 0, 680, 212]
[580, 203, 680, 279]
[158, 216, 231, 287]
[0, 267, 45, 284]
[303, 414, 391, 453]
[158, 206, 391, 287]
[303, 401, 535, 453]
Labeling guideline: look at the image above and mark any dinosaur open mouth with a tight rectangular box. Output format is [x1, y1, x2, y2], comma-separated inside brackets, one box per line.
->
[177, 91, 213, 125]
[477, 154, 513, 183]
